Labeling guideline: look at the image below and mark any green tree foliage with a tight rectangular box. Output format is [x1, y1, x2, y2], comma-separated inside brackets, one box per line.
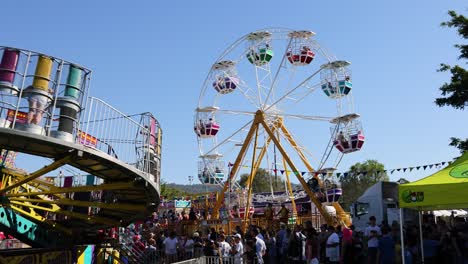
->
[160, 180, 187, 198]
[339, 160, 388, 208]
[238, 168, 286, 193]
[436, 11, 468, 153]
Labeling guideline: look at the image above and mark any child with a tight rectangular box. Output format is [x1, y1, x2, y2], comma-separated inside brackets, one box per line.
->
[367, 230, 378, 264]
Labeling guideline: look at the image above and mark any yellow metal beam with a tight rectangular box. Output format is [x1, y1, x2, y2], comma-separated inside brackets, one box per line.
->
[5, 182, 135, 197]
[9, 205, 72, 235]
[212, 116, 260, 218]
[1, 155, 72, 193]
[259, 117, 334, 226]
[245, 119, 279, 191]
[243, 124, 259, 229]
[280, 124, 315, 173]
[9, 197, 147, 212]
[278, 130, 298, 218]
[10, 201, 121, 226]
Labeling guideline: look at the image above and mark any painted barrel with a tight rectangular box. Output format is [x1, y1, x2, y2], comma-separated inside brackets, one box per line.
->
[0, 49, 20, 84]
[64, 65, 82, 99]
[32, 56, 53, 91]
[57, 107, 76, 133]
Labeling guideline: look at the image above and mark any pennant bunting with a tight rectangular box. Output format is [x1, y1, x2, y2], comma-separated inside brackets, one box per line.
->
[403, 168, 407, 172]
[423, 165, 428, 170]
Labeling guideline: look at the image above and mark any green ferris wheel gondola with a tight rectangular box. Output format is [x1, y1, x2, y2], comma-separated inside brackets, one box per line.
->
[247, 48, 274, 66]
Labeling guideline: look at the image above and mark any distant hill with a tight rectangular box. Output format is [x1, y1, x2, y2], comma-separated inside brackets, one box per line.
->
[165, 182, 304, 195]
[166, 183, 222, 194]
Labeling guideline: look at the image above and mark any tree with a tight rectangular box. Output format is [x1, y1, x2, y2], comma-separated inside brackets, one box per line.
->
[436, 11, 468, 153]
[339, 160, 389, 209]
[238, 168, 286, 193]
[160, 180, 187, 198]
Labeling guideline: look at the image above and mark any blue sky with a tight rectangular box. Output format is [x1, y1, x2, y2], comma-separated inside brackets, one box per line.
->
[3, 1, 467, 184]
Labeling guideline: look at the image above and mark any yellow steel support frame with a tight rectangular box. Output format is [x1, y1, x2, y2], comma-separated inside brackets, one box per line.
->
[212, 110, 337, 226]
[211, 113, 260, 218]
[5, 182, 135, 197]
[8, 204, 72, 235]
[243, 124, 259, 229]
[260, 117, 334, 225]
[10, 201, 120, 226]
[280, 122, 349, 226]
[8, 197, 146, 212]
[279, 129, 298, 218]
[0, 155, 72, 193]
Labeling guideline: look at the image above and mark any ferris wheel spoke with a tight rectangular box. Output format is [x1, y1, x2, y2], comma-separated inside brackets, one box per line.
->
[202, 119, 253, 156]
[263, 38, 294, 110]
[265, 66, 324, 112]
[270, 113, 333, 122]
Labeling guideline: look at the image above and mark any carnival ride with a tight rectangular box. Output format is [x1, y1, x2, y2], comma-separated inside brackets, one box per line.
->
[194, 29, 364, 228]
[0, 46, 162, 247]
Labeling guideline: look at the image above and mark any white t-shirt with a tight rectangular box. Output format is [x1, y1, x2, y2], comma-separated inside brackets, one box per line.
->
[364, 225, 381, 239]
[326, 233, 340, 262]
[255, 237, 267, 264]
[219, 241, 232, 257]
[233, 242, 244, 264]
[185, 239, 194, 253]
[163, 237, 179, 254]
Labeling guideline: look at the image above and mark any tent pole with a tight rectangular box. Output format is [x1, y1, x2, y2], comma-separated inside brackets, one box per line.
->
[400, 208, 405, 264]
[419, 210, 425, 263]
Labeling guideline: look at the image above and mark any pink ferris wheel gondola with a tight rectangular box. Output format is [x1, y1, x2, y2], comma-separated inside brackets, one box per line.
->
[334, 130, 365, 153]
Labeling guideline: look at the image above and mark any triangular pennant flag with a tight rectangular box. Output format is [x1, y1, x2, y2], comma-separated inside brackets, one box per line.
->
[391, 170, 395, 174]
[409, 167, 414, 172]
[336, 173, 341, 177]
[397, 168, 401, 172]
[343, 172, 349, 178]
[429, 164, 433, 169]
[228, 162, 234, 167]
[416, 166, 421, 170]
[280, 170, 285, 175]
[301, 172, 306, 176]
[423, 165, 428, 170]
[441, 162, 446, 166]
[273, 169, 277, 173]
[322, 172, 327, 177]
[435, 163, 440, 167]
[403, 168, 407, 172]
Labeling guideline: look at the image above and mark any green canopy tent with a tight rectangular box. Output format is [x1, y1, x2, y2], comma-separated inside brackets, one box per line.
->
[399, 152, 468, 210]
[397, 152, 468, 263]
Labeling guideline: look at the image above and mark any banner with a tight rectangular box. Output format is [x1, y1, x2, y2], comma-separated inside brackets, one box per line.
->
[175, 200, 191, 208]
[7, 109, 27, 124]
[77, 131, 97, 147]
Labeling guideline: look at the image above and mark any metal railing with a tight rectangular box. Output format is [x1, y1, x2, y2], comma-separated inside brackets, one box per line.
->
[0, 46, 162, 185]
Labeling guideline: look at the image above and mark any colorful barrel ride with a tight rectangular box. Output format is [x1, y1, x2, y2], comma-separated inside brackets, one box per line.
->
[0, 49, 20, 92]
[287, 46, 315, 66]
[32, 55, 53, 91]
[247, 47, 274, 66]
[52, 65, 84, 142]
[213, 76, 239, 94]
[64, 64, 82, 99]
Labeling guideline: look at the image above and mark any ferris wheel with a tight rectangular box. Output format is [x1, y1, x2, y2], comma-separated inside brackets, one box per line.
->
[194, 28, 364, 225]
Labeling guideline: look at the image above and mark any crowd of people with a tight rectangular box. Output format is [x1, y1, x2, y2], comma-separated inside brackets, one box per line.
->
[117, 211, 468, 264]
